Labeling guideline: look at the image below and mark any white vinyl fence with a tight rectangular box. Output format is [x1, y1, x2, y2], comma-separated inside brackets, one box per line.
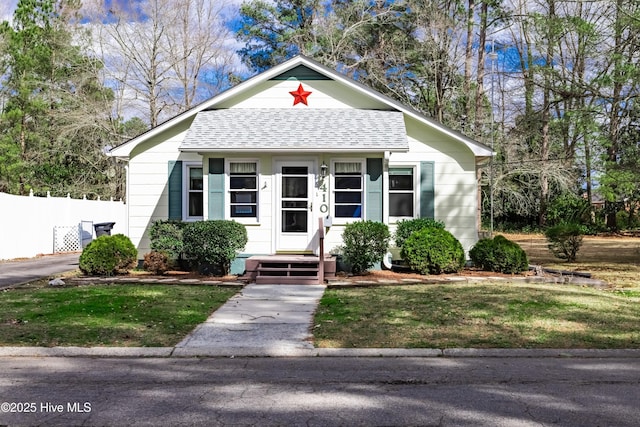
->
[0, 191, 127, 260]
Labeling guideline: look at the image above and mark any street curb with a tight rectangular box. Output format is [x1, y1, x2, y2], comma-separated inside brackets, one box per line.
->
[1, 347, 639, 358]
[0, 347, 173, 358]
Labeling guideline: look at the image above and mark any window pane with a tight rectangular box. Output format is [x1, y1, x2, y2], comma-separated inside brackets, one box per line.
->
[283, 176, 307, 198]
[335, 162, 361, 174]
[389, 193, 414, 217]
[335, 176, 361, 189]
[282, 166, 308, 175]
[390, 175, 413, 191]
[230, 176, 257, 190]
[231, 205, 256, 217]
[335, 205, 362, 218]
[282, 211, 308, 232]
[282, 200, 307, 208]
[189, 168, 203, 190]
[335, 192, 362, 203]
[231, 192, 256, 203]
[230, 162, 256, 174]
[188, 192, 203, 217]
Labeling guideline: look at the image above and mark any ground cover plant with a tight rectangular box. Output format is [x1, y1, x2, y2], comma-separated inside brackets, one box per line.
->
[0, 282, 238, 347]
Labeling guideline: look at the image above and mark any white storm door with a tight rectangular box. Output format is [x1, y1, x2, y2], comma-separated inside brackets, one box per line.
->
[276, 161, 314, 252]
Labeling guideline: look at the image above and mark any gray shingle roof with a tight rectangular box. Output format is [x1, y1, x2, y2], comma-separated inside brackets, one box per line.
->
[179, 108, 409, 152]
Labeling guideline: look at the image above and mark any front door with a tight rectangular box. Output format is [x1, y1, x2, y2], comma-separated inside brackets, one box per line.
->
[276, 161, 314, 252]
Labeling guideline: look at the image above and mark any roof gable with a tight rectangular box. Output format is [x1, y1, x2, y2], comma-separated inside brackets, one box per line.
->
[271, 64, 331, 80]
[109, 55, 492, 159]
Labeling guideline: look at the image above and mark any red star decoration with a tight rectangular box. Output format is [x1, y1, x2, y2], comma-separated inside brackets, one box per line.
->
[289, 83, 312, 106]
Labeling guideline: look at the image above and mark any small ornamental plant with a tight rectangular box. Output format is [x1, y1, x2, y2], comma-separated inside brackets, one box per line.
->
[149, 220, 185, 266]
[341, 220, 390, 275]
[469, 235, 529, 274]
[182, 220, 248, 275]
[545, 222, 584, 262]
[401, 227, 465, 274]
[143, 251, 170, 275]
[393, 218, 445, 248]
[79, 234, 137, 276]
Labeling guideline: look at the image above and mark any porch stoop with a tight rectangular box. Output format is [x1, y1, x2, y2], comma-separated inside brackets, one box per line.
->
[242, 255, 336, 285]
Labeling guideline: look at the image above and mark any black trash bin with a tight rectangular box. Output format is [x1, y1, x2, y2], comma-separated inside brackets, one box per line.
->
[94, 222, 116, 237]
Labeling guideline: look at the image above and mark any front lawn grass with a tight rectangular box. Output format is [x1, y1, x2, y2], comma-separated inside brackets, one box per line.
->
[314, 283, 640, 349]
[0, 282, 238, 347]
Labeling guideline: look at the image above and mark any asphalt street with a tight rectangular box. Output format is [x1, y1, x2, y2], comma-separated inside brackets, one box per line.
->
[0, 356, 639, 426]
[0, 253, 79, 288]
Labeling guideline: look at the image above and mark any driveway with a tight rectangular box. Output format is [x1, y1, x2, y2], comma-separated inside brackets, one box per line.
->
[0, 253, 80, 289]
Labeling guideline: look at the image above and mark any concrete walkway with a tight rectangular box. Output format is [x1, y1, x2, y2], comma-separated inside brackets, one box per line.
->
[173, 284, 326, 357]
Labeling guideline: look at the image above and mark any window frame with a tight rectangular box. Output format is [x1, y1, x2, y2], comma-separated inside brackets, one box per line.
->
[388, 164, 418, 223]
[225, 158, 260, 224]
[183, 162, 204, 221]
[330, 159, 365, 224]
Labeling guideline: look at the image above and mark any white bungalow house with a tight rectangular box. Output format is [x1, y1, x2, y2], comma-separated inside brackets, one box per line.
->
[108, 55, 492, 280]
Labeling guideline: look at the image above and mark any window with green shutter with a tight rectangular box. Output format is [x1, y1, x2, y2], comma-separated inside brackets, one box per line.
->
[389, 167, 415, 219]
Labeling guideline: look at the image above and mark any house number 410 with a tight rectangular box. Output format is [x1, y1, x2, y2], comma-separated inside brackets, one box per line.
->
[319, 182, 328, 213]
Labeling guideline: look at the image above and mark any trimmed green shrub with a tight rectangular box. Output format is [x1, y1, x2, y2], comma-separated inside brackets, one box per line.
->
[342, 220, 390, 275]
[545, 222, 584, 262]
[469, 235, 529, 274]
[401, 227, 465, 274]
[143, 251, 169, 275]
[149, 220, 184, 262]
[394, 218, 445, 248]
[79, 234, 137, 276]
[182, 220, 247, 275]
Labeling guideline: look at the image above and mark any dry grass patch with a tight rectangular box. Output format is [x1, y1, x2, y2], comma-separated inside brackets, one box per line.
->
[502, 233, 640, 287]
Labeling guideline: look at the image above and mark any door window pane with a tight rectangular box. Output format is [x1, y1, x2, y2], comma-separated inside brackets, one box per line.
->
[282, 211, 308, 232]
[282, 176, 308, 198]
[282, 166, 308, 175]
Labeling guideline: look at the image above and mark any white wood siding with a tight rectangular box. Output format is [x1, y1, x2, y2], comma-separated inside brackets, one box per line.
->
[217, 80, 390, 110]
[389, 117, 478, 253]
[128, 122, 200, 258]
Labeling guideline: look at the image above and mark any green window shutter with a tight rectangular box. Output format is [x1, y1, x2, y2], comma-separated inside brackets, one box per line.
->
[208, 158, 225, 220]
[366, 158, 383, 222]
[420, 161, 435, 218]
[168, 160, 183, 220]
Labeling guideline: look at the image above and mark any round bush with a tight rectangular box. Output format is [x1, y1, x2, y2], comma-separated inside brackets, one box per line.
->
[79, 234, 137, 276]
[342, 220, 390, 275]
[394, 218, 445, 248]
[400, 227, 465, 274]
[469, 235, 529, 273]
[182, 220, 247, 275]
[143, 250, 169, 275]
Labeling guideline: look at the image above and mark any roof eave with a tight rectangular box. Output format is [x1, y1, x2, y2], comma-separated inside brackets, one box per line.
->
[179, 147, 410, 154]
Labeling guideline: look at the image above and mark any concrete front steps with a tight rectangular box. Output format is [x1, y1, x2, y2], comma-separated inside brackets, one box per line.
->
[242, 255, 336, 285]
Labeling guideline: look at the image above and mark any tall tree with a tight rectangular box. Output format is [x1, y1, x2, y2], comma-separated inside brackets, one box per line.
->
[598, 0, 640, 229]
[0, 0, 121, 198]
[88, 0, 235, 127]
[236, 0, 321, 71]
